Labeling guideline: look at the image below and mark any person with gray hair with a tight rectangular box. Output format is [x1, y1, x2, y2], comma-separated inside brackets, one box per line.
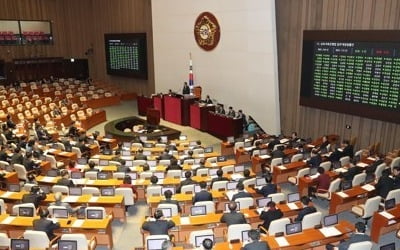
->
[49, 192, 79, 214]
[161, 240, 173, 250]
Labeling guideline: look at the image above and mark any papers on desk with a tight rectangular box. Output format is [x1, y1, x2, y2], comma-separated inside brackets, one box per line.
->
[225, 190, 238, 201]
[41, 176, 56, 182]
[336, 192, 349, 198]
[211, 163, 218, 167]
[180, 217, 190, 225]
[361, 184, 375, 191]
[244, 146, 255, 151]
[319, 226, 342, 237]
[277, 165, 287, 170]
[72, 219, 84, 228]
[380, 211, 395, 220]
[287, 203, 299, 210]
[307, 144, 315, 148]
[334, 168, 348, 173]
[0, 192, 13, 198]
[72, 179, 86, 185]
[198, 154, 205, 158]
[89, 197, 99, 202]
[259, 155, 271, 160]
[388, 219, 397, 225]
[63, 196, 79, 203]
[356, 162, 369, 168]
[230, 173, 244, 181]
[275, 237, 289, 247]
[280, 138, 289, 144]
[1, 216, 15, 225]
[310, 173, 320, 179]
[256, 208, 264, 214]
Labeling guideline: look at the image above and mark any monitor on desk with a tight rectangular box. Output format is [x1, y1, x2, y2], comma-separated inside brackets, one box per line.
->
[217, 156, 226, 162]
[53, 208, 69, 218]
[323, 214, 338, 227]
[158, 207, 172, 218]
[227, 136, 234, 144]
[256, 197, 272, 208]
[153, 172, 165, 179]
[195, 235, 214, 247]
[69, 187, 82, 196]
[97, 172, 111, 180]
[77, 158, 88, 165]
[101, 187, 115, 196]
[241, 230, 250, 242]
[8, 183, 20, 192]
[227, 181, 238, 191]
[143, 150, 151, 156]
[144, 143, 154, 148]
[286, 222, 302, 235]
[255, 177, 267, 187]
[234, 165, 244, 173]
[11, 239, 29, 250]
[121, 150, 131, 156]
[191, 205, 207, 216]
[127, 172, 137, 180]
[160, 136, 168, 143]
[225, 202, 240, 212]
[39, 185, 50, 194]
[380, 243, 396, 250]
[122, 142, 132, 148]
[19, 207, 34, 217]
[287, 192, 300, 203]
[385, 198, 396, 210]
[99, 159, 109, 166]
[147, 238, 166, 250]
[47, 169, 58, 177]
[204, 147, 213, 153]
[365, 174, 375, 184]
[147, 160, 157, 168]
[71, 172, 83, 179]
[58, 240, 77, 250]
[86, 209, 103, 219]
[342, 180, 352, 191]
[161, 187, 175, 195]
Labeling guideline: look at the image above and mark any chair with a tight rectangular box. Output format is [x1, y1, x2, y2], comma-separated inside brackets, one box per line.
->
[347, 241, 373, 250]
[221, 165, 234, 174]
[188, 229, 214, 247]
[212, 180, 228, 191]
[0, 199, 6, 214]
[196, 168, 209, 177]
[12, 203, 36, 216]
[85, 172, 98, 180]
[159, 160, 171, 166]
[319, 161, 332, 172]
[352, 172, 367, 186]
[0, 233, 9, 248]
[60, 233, 97, 250]
[140, 172, 153, 180]
[115, 187, 135, 206]
[267, 193, 285, 203]
[193, 148, 204, 155]
[145, 235, 169, 250]
[242, 178, 256, 188]
[206, 157, 217, 164]
[46, 155, 64, 169]
[227, 224, 251, 242]
[0, 161, 10, 170]
[23, 183, 35, 192]
[234, 142, 244, 154]
[157, 203, 179, 216]
[235, 197, 254, 209]
[146, 186, 162, 197]
[194, 201, 215, 214]
[71, 147, 82, 158]
[52, 185, 69, 194]
[316, 178, 341, 200]
[181, 184, 195, 194]
[109, 161, 121, 166]
[113, 172, 126, 179]
[351, 196, 381, 224]
[85, 207, 106, 219]
[82, 187, 100, 196]
[166, 170, 182, 179]
[14, 164, 28, 181]
[273, 144, 284, 151]
[391, 157, 400, 171]
[288, 167, 310, 185]
[302, 211, 322, 230]
[340, 156, 351, 167]
[23, 230, 59, 249]
[375, 163, 387, 180]
[133, 160, 146, 166]
[386, 189, 400, 204]
[291, 153, 303, 162]
[270, 158, 283, 173]
[267, 217, 290, 236]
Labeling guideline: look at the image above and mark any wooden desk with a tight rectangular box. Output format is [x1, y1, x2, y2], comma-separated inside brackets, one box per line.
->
[80, 110, 107, 131]
[207, 112, 243, 140]
[189, 103, 215, 131]
[370, 204, 400, 243]
[4, 172, 18, 184]
[297, 171, 338, 196]
[272, 161, 307, 184]
[329, 185, 373, 214]
[220, 142, 234, 156]
[98, 137, 118, 149]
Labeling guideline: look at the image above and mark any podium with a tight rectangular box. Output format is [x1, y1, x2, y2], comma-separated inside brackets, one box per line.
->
[190, 103, 215, 131]
[192, 86, 202, 99]
[164, 95, 198, 125]
[152, 95, 164, 119]
[146, 108, 160, 126]
[207, 112, 243, 140]
[137, 95, 153, 116]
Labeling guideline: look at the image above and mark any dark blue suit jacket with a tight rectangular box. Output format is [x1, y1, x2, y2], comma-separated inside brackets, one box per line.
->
[337, 233, 370, 250]
[241, 241, 270, 250]
[232, 191, 253, 201]
[256, 184, 277, 197]
[193, 190, 213, 204]
[294, 206, 317, 222]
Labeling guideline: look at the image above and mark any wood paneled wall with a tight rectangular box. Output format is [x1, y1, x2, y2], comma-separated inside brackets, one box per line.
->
[276, 0, 400, 153]
[0, 0, 154, 95]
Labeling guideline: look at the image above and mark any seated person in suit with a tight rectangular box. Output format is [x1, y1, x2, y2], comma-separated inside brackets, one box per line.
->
[267, 135, 280, 151]
[6, 115, 16, 129]
[227, 106, 236, 118]
[119, 175, 138, 202]
[149, 175, 160, 186]
[232, 182, 253, 201]
[210, 169, 230, 188]
[180, 150, 194, 164]
[159, 189, 182, 213]
[204, 95, 213, 104]
[259, 201, 283, 233]
[23, 152, 39, 172]
[220, 201, 247, 226]
[317, 135, 330, 153]
[56, 170, 74, 187]
[341, 164, 361, 182]
[117, 159, 131, 173]
[158, 148, 174, 161]
[166, 158, 182, 171]
[341, 139, 354, 158]
[50, 192, 78, 214]
[326, 222, 370, 250]
[239, 169, 252, 184]
[392, 167, 400, 190]
[215, 103, 225, 115]
[294, 196, 317, 222]
[84, 161, 99, 172]
[0, 145, 8, 162]
[307, 149, 322, 169]
[309, 167, 330, 197]
[193, 181, 213, 204]
[11, 147, 24, 165]
[375, 169, 394, 199]
[255, 175, 277, 197]
[76, 138, 90, 157]
[250, 141, 263, 157]
[33, 208, 60, 240]
[22, 185, 47, 208]
[271, 145, 285, 159]
[134, 148, 147, 160]
[177, 171, 197, 193]
[142, 209, 176, 235]
[241, 229, 271, 250]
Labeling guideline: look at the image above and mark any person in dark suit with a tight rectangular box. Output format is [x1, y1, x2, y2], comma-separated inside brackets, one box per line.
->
[255, 175, 277, 197]
[180, 150, 194, 164]
[176, 171, 197, 193]
[317, 135, 329, 153]
[220, 201, 247, 226]
[375, 169, 394, 199]
[36, 125, 51, 142]
[204, 95, 213, 104]
[210, 169, 230, 188]
[142, 209, 176, 235]
[238, 169, 252, 184]
[6, 115, 16, 129]
[392, 167, 400, 190]
[193, 181, 213, 204]
[166, 158, 182, 172]
[10, 147, 24, 165]
[76, 138, 90, 157]
[294, 196, 317, 222]
[193, 158, 208, 176]
[85, 161, 99, 172]
[259, 201, 283, 233]
[0, 145, 7, 162]
[227, 106, 236, 118]
[56, 170, 74, 187]
[182, 82, 190, 95]
[267, 136, 280, 151]
[232, 182, 253, 201]
[158, 148, 174, 161]
[326, 222, 370, 250]
[33, 209, 60, 240]
[215, 103, 225, 115]
[341, 139, 354, 158]
[159, 190, 181, 213]
[241, 229, 270, 250]
[117, 159, 131, 173]
[271, 145, 285, 159]
[134, 148, 147, 160]
[307, 149, 322, 168]
[341, 165, 362, 181]
[22, 185, 47, 208]
[23, 152, 38, 172]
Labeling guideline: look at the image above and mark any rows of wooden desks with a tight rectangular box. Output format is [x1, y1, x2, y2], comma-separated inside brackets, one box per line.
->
[371, 203, 400, 243]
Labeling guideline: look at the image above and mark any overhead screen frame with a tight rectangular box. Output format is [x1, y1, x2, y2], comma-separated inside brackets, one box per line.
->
[300, 30, 400, 124]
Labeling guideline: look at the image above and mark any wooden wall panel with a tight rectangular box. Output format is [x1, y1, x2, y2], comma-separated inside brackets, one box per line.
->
[276, 0, 400, 153]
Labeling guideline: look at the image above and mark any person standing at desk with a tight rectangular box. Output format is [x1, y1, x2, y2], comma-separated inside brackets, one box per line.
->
[220, 201, 247, 226]
[241, 229, 270, 250]
[33, 209, 60, 240]
[142, 209, 176, 235]
[182, 82, 190, 95]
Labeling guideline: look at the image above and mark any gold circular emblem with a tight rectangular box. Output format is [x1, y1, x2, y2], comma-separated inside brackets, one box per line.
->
[194, 12, 220, 51]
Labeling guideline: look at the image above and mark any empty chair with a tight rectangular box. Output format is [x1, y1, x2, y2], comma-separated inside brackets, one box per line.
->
[351, 196, 381, 224]
[71, 147, 82, 158]
[235, 197, 254, 209]
[85, 172, 98, 180]
[157, 203, 178, 216]
[206, 157, 217, 164]
[386, 189, 400, 204]
[270, 158, 283, 173]
[180, 184, 195, 194]
[302, 211, 322, 230]
[0, 199, 6, 214]
[132, 160, 146, 166]
[82, 187, 100, 196]
[288, 167, 310, 185]
[194, 201, 215, 214]
[189, 229, 214, 247]
[166, 170, 182, 179]
[14, 164, 28, 181]
[115, 187, 135, 207]
[12, 203, 36, 216]
[140, 172, 153, 180]
[221, 165, 234, 174]
[348, 241, 373, 250]
[159, 160, 171, 166]
[316, 178, 341, 200]
[319, 161, 332, 172]
[267, 193, 285, 203]
[146, 186, 162, 197]
[196, 168, 209, 177]
[23, 230, 58, 249]
[242, 178, 256, 188]
[0, 233, 9, 248]
[267, 217, 291, 236]
[390, 157, 400, 171]
[375, 163, 387, 180]
[291, 153, 303, 162]
[352, 172, 367, 187]
[113, 172, 126, 179]
[273, 144, 284, 151]
[52, 185, 69, 194]
[227, 224, 251, 242]
[46, 155, 64, 169]
[234, 142, 244, 154]
[212, 180, 228, 191]
[340, 156, 351, 167]
[60, 233, 97, 250]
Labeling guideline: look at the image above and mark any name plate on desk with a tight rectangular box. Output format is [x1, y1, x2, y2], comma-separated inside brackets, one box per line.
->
[180, 217, 190, 225]
[42, 176, 56, 182]
[275, 237, 289, 247]
[336, 192, 349, 198]
[1, 216, 15, 225]
[380, 211, 395, 220]
[72, 219, 85, 227]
